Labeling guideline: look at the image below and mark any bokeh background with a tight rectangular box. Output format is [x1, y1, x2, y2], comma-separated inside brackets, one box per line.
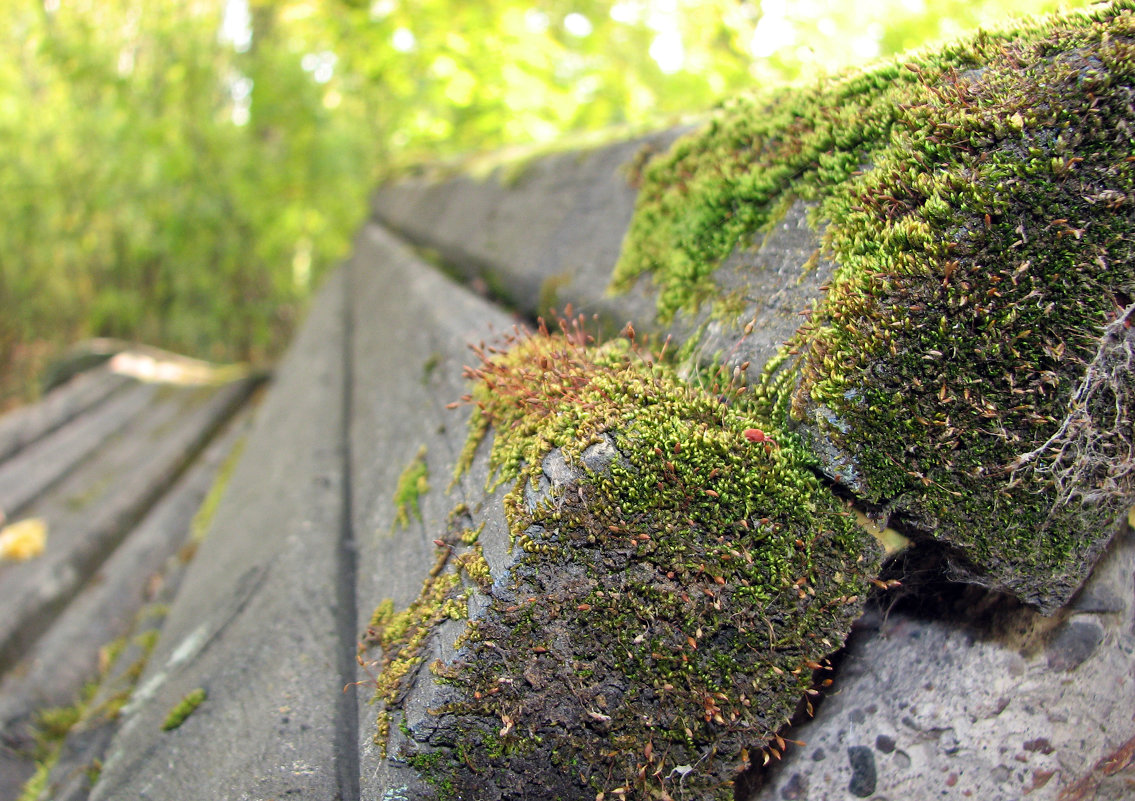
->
[0, 0, 1086, 407]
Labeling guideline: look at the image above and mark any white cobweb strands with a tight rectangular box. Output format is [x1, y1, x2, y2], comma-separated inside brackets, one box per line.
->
[1009, 301, 1135, 516]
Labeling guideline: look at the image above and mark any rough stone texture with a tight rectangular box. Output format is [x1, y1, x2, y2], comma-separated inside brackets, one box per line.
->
[690, 199, 837, 383]
[746, 521, 1135, 801]
[88, 269, 353, 800]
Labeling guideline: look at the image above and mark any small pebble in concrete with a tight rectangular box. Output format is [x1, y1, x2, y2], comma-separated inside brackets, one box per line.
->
[847, 745, 877, 798]
[1023, 737, 1054, 754]
[876, 734, 896, 754]
[1071, 585, 1126, 614]
[780, 772, 809, 800]
[1046, 618, 1105, 671]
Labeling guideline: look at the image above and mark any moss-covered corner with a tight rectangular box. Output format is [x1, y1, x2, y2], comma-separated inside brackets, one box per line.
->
[615, 1, 1135, 612]
[362, 322, 881, 799]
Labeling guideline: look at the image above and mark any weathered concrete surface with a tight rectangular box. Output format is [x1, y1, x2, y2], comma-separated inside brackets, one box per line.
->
[0, 407, 253, 783]
[371, 130, 684, 328]
[0, 377, 255, 676]
[370, 129, 830, 391]
[347, 224, 515, 800]
[749, 521, 1135, 801]
[0, 381, 158, 518]
[88, 268, 353, 800]
[0, 365, 130, 465]
[365, 114, 1134, 798]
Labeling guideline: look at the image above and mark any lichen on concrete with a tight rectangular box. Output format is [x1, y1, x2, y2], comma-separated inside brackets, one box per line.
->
[615, 1, 1135, 612]
[365, 320, 881, 799]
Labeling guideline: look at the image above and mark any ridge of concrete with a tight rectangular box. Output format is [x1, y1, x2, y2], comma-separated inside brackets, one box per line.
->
[89, 267, 353, 799]
[371, 129, 684, 328]
[0, 366, 131, 465]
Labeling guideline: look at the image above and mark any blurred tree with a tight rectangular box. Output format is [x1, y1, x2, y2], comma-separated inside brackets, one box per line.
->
[0, 0, 1088, 407]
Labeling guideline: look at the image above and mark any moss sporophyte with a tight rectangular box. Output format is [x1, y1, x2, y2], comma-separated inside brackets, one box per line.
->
[617, 1, 1135, 612]
[362, 318, 882, 800]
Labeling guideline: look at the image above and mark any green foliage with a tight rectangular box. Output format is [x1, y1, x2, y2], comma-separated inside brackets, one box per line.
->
[0, 0, 368, 405]
[393, 445, 431, 530]
[0, 0, 1090, 409]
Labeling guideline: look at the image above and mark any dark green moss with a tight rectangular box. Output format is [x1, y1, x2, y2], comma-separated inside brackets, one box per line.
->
[617, 1, 1135, 611]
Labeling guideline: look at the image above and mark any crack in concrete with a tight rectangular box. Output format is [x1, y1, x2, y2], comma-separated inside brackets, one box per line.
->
[335, 260, 361, 801]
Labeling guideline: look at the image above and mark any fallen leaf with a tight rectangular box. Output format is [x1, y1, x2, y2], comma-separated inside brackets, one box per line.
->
[0, 518, 47, 562]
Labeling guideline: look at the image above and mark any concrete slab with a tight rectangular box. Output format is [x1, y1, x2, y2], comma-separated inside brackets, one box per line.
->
[0, 365, 130, 465]
[371, 130, 684, 328]
[0, 378, 255, 675]
[0, 381, 157, 519]
[88, 268, 352, 801]
[344, 224, 514, 800]
[748, 522, 1135, 801]
[0, 407, 254, 757]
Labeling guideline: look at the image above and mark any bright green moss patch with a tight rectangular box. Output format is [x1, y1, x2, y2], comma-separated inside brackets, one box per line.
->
[371, 321, 881, 799]
[393, 446, 431, 531]
[161, 688, 206, 732]
[618, 1, 1135, 611]
[614, 4, 1127, 324]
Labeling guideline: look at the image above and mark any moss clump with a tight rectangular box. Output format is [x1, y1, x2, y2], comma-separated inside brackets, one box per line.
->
[393, 446, 431, 531]
[361, 544, 475, 757]
[161, 688, 206, 732]
[617, 2, 1135, 611]
[372, 320, 880, 799]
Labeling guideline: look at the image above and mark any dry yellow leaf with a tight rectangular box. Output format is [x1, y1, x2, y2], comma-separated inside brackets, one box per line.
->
[854, 509, 910, 556]
[0, 518, 47, 562]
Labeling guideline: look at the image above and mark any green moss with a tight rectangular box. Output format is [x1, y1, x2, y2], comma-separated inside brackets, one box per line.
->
[373, 323, 880, 799]
[422, 352, 442, 384]
[618, 1, 1135, 610]
[33, 705, 82, 745]
[16, 761, 51, 801]
[161, 688, 206, 732]
[190, 435, 247, 543]
[15, 602, 167, 800]
[393, 446, 431, 531]
[537, 272, 573, 317]
[361, 556, 467, 757]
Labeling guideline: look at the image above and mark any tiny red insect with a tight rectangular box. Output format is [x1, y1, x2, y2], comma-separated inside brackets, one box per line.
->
[743, 428, 768, 443]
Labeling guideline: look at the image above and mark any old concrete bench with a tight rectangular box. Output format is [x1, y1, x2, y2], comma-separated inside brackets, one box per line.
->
[6, 4, 1135, 800]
